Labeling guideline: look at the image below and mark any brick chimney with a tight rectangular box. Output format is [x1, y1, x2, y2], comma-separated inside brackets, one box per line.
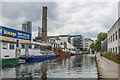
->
[41, 6, 47, 42]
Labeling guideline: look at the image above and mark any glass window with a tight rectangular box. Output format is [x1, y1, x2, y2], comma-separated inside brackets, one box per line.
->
[9, 43, 14, 50]
[21, 44, 25, 49]
[116, 31, 117, 40]
[29, 44, 32, 49]
[109, 37, 110, 43]
[34, 44, 40, 49]
[2, 42, 8, 49]
[119, 46, 120, 53]
[111, 35, 112, 42]
[119, 29, 120, 38]
[113, 47, 114, 52]
[113, 33, 114, 41]
[116, 47, 117, 53]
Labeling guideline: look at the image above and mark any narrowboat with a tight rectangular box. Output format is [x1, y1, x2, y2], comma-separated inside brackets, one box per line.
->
[19, 41, 56, 62]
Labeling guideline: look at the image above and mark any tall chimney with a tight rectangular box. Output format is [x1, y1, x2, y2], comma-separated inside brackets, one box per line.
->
[42, 6, 47, 42]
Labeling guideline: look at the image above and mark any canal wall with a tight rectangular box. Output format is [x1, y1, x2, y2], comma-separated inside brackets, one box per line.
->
[95, 55, 102, 80]
[96, 53, 119, 80]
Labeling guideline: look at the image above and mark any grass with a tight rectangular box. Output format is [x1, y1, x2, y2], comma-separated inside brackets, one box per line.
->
[102, 52, 120, 64]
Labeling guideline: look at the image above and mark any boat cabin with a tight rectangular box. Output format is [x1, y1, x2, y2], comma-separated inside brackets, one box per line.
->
[0, 40, 17, 59]
[20, 41, 52, 56]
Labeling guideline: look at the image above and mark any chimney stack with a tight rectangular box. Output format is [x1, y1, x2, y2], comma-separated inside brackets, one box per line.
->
[41, 6, 47, 42]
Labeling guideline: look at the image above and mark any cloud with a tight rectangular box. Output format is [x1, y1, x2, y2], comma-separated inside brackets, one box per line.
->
[1, 2, 118, 40]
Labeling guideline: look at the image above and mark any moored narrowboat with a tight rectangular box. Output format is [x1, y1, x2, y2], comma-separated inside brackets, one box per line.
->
[19, 41, 56, 62]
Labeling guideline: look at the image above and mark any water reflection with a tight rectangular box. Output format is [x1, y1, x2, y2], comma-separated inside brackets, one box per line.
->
[1, 54, 98, 79]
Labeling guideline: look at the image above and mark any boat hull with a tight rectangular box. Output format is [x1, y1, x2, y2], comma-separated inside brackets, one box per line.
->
[19, 54, 56, 62]
[2, 58, 19, 68]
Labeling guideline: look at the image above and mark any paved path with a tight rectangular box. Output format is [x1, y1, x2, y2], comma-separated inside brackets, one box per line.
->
[96, 53, 119, 79]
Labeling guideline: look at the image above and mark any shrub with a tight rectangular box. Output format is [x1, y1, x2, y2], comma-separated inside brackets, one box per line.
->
[103, 52, 120, 64]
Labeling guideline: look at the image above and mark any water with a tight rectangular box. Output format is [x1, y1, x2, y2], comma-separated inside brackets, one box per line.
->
[1, 54, 98, 79]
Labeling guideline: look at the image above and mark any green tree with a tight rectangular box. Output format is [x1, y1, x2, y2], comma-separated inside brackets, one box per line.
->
[94, 32, 107, 52]
[90, 43, 94, 48]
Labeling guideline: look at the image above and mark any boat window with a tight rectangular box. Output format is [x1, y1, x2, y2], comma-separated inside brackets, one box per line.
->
[29, 44, 32, 49]
[34, 44, 40, 49]
[4, 55, 9, 57]
[2, 42, 8, 49]
[21, 44, 25, 49]
[9, 43, 14, 50]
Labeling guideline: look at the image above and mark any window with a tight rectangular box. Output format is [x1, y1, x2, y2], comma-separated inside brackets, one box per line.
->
[29, 44, 32, 49]
[116, 47, 117, 53]
[4, 55, 9, 57]
[119, 29, 120, 38]
[111, 35, 112, 42]
[113, 33, 114, 41]
[113, 47, 114, 52]
[109, 37, 110, 43]
[2, 42, 8, 49]
[9, 43, 14, 50]
[119, 46, 120, 53]
[116, 31, 117, 40]
[34, 44, 40, 49]
[21, 44, 25, 49]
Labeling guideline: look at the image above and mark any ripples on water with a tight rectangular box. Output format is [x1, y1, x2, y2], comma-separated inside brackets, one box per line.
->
[1, 54, 98, 79]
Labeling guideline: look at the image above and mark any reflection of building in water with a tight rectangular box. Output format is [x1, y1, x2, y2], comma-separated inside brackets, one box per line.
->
[17, 63, 42, 78]
[72, 55, 83, 68]
[1, 67, 18, 78]
[2, 59, 54, 78]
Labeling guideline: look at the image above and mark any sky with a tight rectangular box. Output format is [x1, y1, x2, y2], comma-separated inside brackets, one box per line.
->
[0, 1, 119, 40]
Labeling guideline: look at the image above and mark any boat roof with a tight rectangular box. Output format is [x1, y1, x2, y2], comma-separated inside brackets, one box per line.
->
[0, 40, 17, 43]
[20, 41, 51, 46]
[32, 42, 51, 46]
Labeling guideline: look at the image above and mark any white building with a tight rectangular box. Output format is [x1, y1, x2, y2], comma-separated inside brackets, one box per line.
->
[59, 35, 84, 50]
[47, 38, 75, 52]
[83, 38, 94, 50]
[58, 35, 69, 42]
[108, 18, 120, 54]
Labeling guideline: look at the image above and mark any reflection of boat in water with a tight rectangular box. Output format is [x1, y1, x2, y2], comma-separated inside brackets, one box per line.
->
[18, 59, 55, 79]
[19, 41, 56, 62]
[74, 49, 83, 55]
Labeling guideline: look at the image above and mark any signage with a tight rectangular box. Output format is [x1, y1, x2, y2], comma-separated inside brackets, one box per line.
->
[0, 26, 31, 40]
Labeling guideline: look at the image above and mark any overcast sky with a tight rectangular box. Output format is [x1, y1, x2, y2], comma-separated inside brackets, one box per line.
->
[1, 1, 119, 40]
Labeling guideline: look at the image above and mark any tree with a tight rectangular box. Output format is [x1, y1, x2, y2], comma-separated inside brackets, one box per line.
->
[90, 43, 94, 48]
[93, 32, 107, 52]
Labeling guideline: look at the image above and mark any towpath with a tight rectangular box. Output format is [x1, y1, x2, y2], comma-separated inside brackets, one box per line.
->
[96, 53, 119, 80]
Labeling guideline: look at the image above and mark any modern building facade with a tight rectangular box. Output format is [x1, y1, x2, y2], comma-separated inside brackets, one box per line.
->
[108, 18, 120, 53]
[72, 36, 83, 50]
[22, 21, 32, 34]
[38, 27, 42, 37]
[83, 38, 94, 51]
[101, 38, 107, 52]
